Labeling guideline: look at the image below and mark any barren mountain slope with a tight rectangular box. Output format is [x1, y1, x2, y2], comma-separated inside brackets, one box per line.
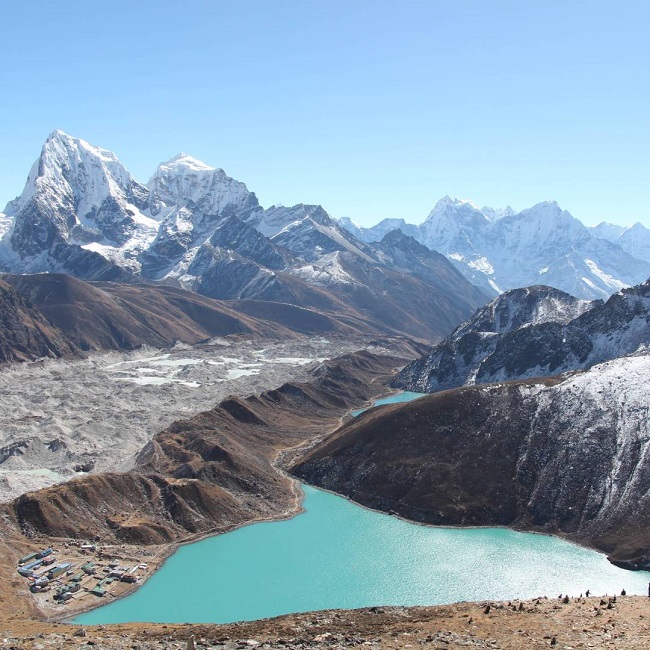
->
[0, 278, 76, 363]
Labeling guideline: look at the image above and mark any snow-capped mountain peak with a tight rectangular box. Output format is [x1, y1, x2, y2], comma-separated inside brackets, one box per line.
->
[498, 200, 586, 245]
[147, 153, 258, 218]
[591, 220, 650, 264]
[425, 195, 484, 219]
[0, 130, 150, 268]
[338, 195, 650, 300]
[155, 153, 216, 174]
[4, 129, 139, 219]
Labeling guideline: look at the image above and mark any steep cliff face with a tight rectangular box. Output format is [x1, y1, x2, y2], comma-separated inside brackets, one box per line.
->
[395, 280, 650, 393]
[294, 352, 650, 567]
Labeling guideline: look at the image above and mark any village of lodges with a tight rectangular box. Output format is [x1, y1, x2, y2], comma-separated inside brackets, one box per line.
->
[17, 542, 149, 606]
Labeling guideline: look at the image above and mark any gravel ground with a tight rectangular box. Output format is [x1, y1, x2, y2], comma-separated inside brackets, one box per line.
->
[3, 595, 650, 649]
[0, 336, 368, 502]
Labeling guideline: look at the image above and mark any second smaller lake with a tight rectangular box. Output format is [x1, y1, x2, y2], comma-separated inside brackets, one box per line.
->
[350, 391, 425, 417]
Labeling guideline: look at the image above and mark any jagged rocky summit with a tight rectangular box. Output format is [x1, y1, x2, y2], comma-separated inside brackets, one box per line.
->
[0, 131, 489, 342]
[394, 279, 650, 393]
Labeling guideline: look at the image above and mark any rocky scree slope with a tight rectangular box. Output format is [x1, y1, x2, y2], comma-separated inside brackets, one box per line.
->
[341, 196, 650, 300]
[294, 352, 650, 568]
[394, 280, 650, 393]
[0, 132, 488, 341]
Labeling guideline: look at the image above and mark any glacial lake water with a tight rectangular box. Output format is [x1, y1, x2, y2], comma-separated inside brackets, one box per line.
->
[74, 391, 650, 624]
[350, 390, 426, 417]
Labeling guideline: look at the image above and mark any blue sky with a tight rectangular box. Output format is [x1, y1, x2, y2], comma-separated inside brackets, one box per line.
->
[1, 0, 648, 226]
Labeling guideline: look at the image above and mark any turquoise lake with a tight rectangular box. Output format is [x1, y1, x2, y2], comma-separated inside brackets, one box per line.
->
[350, 390, 425, 417]
[74, 391, 650, 624]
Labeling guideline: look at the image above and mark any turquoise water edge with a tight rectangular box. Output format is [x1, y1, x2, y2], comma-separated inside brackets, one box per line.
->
[74, 392, 650, 624]
[350, 390, 425, 417]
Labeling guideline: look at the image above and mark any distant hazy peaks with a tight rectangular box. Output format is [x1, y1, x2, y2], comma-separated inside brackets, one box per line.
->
[424, 196, 497, 226]
[424, 196, 519, 224]
[521, 199, 561, 213]
[429, 195, 482, 212]
[591, 222, 624, 238]
[515, 200, 582, 230]
[481, 205, 516, 221]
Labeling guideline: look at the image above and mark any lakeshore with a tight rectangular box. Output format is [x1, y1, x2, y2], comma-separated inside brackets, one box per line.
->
[72, 482, 650, 625]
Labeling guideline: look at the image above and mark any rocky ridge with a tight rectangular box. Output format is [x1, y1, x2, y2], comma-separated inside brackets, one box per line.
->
[0, 272, 375, 363]
[394, 279, 650, 393]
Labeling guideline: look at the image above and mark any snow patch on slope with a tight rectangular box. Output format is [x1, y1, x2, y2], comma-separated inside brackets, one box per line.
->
[292, 251, 359, 286]
[0, 213, 12, 239]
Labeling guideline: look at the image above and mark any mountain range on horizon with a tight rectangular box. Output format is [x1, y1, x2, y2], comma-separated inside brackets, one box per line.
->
[341, 196, 650, 299]
[0, 130, 489, 343]
[1, 130, 649, 308]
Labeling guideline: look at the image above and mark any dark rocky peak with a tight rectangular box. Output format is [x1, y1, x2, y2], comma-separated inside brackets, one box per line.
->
[375, 229, 489, 303]
[378, 228, 445, 258]
[394, 276, 650, 394]
[270, 206, 379, 264]
[207, 215, 291, 271]
[185, 243, 290, 302]
[453, 285, 594, 338]
[573, 276, 650, 337]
